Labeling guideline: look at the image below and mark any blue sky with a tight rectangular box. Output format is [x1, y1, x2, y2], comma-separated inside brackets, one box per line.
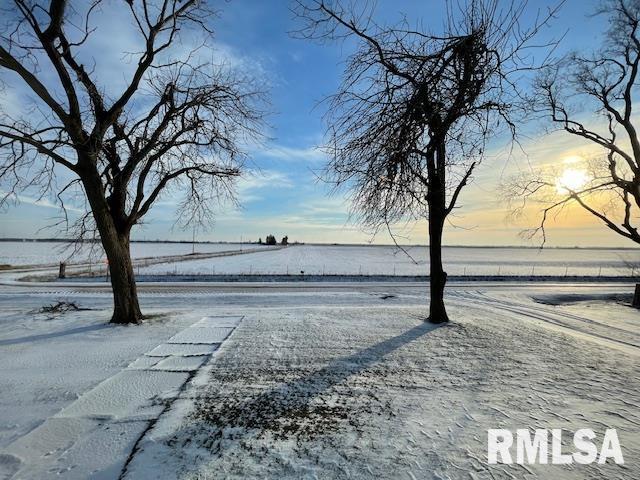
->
[2, 0, 632, 247]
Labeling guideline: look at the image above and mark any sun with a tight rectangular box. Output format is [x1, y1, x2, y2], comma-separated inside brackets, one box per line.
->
[556, 168, 589, 194]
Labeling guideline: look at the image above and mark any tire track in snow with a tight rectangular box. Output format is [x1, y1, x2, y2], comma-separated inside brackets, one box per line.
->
[448, 290, 640, 355]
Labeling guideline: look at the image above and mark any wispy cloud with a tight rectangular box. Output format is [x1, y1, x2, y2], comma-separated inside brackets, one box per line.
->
[260, 144, 326, 163]
[239, 170, 293, 191]
[235, 170, 293, 203]
[0, 189, 84, 213]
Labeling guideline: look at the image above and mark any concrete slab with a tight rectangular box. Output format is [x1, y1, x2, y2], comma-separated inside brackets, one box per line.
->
[59, 370, 189, 420]
[152, 355, 208, 372]
[145, 343, 218, 357]
[195, 316, 243, 328]
[18, 420, 150, 480]
[167, 327, 234, 344]
[127, 356, 161, 370]
[3, 417, 97, 467]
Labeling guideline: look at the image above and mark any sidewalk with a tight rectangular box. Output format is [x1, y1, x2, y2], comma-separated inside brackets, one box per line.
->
[1, 315, 242, 479]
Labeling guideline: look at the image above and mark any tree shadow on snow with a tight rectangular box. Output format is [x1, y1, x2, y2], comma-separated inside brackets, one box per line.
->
[0, 323, 111, 346]
[191, 320, 444, 449]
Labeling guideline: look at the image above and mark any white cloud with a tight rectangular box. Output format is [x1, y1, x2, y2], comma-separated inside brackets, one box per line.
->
[0, 189, 84, 213]
[238, 170, 293, 192]
[260, 144, 326, 163]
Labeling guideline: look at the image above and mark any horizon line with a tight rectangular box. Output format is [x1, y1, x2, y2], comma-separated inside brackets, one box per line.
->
[0, 237, 638, 250]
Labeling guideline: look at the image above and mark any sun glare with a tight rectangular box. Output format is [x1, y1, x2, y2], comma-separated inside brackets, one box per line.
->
[556, 168, 589, 194]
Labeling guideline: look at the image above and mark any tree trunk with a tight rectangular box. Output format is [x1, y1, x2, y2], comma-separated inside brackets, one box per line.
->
[428, 209, 449, 323]
[426, 140, 449, 324]
[81, 170, 142, 324]
[633, 284, 640, 309]
[102, 232, 142, 324]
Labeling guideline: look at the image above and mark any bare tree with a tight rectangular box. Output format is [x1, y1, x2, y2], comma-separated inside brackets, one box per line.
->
[0, 1, 266, 323]
[507, 0, 640, 306]
[511, 0, 640, 247]
[294, 0, 560, 322]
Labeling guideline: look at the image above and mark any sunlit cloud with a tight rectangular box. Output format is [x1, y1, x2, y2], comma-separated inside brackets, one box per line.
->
[2, 1, 638, 248]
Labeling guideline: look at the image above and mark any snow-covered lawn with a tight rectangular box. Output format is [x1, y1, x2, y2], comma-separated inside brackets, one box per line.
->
[137, 244, 640, 277]
[126, 301, 639, 479]
[0, 286, 638, 479]
[0, 298, 205, 478]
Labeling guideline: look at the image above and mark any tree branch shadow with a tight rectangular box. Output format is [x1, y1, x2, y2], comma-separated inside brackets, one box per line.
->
[194, 320, 444, 445]
[0, 324, 111, 346]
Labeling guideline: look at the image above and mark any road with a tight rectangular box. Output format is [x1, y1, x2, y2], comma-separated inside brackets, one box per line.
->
[1, 272, 637, 355]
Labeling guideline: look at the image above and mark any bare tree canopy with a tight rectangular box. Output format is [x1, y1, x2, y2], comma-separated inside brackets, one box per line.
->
[294, 0, 561, 322]
[508, 0, 640, 246]
[0, 0, 267, 323]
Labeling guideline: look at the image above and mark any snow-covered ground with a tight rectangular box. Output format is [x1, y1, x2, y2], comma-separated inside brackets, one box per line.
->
[0, 241, 258, 266]
[0, 282, 637, 479]
[0, 301, 240, 479]
[137, 244, 640, 277]
[1, 242, 638, 277]
[0, 299, 203, 475]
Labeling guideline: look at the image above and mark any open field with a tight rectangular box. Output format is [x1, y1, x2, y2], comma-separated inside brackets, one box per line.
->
[2, 242, 638, 278]
[136, 244, 640, 278]
[0, 241, 262, 267]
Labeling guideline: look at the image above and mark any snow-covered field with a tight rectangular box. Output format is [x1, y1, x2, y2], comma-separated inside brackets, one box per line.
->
[0, 283, 637, 479]
[137, 244, 640, 277]
[0, 241, 256, 266]
[1, 242, 638, 277]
